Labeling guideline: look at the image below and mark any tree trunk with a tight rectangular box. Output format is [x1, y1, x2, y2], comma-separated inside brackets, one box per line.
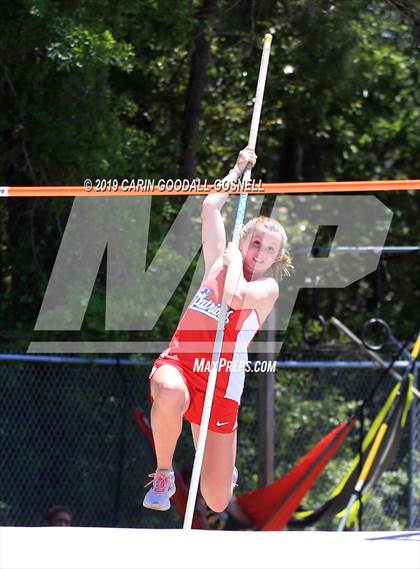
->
[279, 131, 304, 182]
[179, 0, 218, 180]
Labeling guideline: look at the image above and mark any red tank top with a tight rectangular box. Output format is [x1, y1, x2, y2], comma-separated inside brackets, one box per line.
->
[164, 266, 260, 403]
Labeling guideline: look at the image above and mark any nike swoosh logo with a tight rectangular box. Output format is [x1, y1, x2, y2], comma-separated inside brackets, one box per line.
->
[216, 421, 231, 427]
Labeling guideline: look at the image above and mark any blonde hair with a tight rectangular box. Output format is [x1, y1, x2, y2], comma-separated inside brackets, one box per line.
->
[240, 216, 293, 281]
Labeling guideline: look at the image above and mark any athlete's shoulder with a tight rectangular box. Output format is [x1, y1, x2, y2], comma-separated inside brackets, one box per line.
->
[255, 275, 279, 298]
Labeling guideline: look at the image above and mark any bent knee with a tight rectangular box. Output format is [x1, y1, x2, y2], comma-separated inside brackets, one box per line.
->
[151, 371, 189, 410]
[204, 494, 231, 513]
[200, 482, 231, 513]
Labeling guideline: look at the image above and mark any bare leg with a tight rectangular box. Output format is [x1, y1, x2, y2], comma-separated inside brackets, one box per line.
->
[150, 365, 190, 470]
[191, 423, 237, 512]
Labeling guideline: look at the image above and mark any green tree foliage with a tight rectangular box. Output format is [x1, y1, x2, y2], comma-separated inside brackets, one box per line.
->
[1, 0, 418, 341]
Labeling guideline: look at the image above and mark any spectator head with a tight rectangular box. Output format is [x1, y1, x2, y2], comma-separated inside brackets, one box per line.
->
[43, 505, 72, 526]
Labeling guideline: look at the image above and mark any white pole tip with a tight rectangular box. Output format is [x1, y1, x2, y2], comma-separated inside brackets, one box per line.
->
[264, 34, 272, 46]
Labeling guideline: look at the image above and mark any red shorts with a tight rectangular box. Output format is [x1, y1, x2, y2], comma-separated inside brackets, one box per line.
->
[149, 357, 239, 434]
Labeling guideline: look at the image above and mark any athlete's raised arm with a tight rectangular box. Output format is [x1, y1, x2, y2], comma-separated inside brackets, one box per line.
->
[201, 147, 257, 273]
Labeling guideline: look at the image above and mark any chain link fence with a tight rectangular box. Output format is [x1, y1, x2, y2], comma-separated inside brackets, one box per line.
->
[0, 346, 418, 530]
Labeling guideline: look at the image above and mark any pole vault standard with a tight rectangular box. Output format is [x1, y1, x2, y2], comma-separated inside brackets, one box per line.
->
[331, 318, 420, 399]
[182, 33, 273, 530]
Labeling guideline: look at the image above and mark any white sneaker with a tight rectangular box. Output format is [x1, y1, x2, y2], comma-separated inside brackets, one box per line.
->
[232, 466, 238, 493]
[143, 470, 176, 511]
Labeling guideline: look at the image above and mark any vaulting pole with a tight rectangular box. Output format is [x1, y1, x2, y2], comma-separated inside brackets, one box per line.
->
[183, 33, 273, 530]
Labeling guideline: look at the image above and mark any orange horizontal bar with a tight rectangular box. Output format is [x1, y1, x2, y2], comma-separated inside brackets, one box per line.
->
[1, 180, 419, 197]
